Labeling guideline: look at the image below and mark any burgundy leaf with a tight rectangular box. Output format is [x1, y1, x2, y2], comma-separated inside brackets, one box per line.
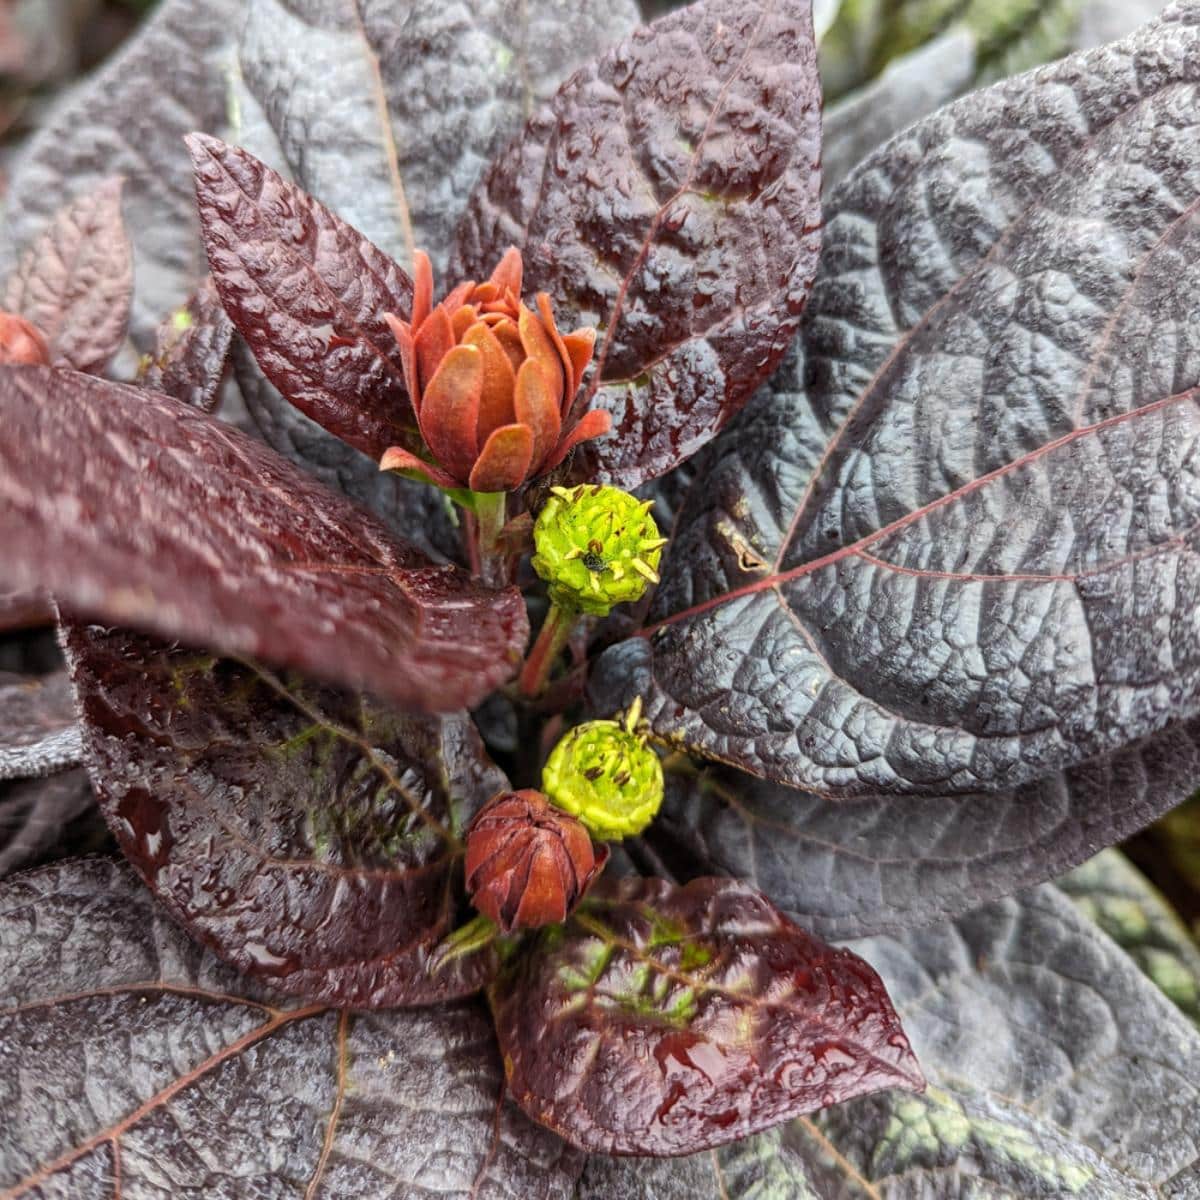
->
[0, 590, 54, 635]
[139, 276, 233, 412]
[491, 875, 923, 1156]
[453, 0, 823, 489]
[0, 366, 528, 712]
[0, 770, 106, 879]
[189, 133, 416, 461]
[594, 8, 1200, 796]
[0, 0, 239, 351]
[4, 178, 133, 375]
[232, 0, 641, 276]
[0, 670, 81, 781]
[64, 623, 506, 1005]
[0, 858, 584, 1198]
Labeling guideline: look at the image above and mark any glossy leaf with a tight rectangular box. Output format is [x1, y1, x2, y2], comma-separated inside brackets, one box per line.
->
[224, 0, 639, 547]
[232, 0, 641, 275]
[3, 178, 132, 375]
[578, 878, 1200, 1196]
[0, 857, 584, 1199]
[231, 341, 467, 564]
[139, 276, 233, 412]
[0, 770, 106, 879]
[634, 717, 1200, 938]
[0, 367, 527, 713]
[453, 0, 823, 489]
[595, 8, 1200, 796]
[0, 0, 240, 351]
[189, 133, 416, 461]
[0, 670, 81, 781]
[0, 590, 54, 636]
[64, 623, 507, 1005]
[491, 875, 923, 1156]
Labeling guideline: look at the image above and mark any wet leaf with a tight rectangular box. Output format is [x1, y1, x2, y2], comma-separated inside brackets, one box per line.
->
[454, 0, 823, 490]
[0, 670, 81, 781]
[0, 367, 528, 713]
[635, 718, 1200, 938]
[224, 0, 639, 543]
[189, 133, 416, 462]
[230, 340, 467, 564]
[594, 8, 1200, 797]
[232, 0, 641, 275]
[63, 623, 507, 1005]
[4, 178, 133, 375]
[0, 0, 240, 352]
[0, 770, 106, 879]
[577, 879, 1200, 1196]
[139, 277, 233, 413]
[0, 857, 584, 1199]
[1058, 848, 1200, 1028]
[492, 875, 923, 1156]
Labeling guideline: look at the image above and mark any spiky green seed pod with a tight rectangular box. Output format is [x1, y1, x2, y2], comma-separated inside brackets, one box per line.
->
[531, 484, 667, 616]
[542, 700, 664, 840]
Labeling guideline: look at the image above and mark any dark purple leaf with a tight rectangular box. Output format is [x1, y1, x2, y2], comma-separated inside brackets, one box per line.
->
[0, 590, 53, 635]
[0, 770, 106, 879]
[453, 0, 823, 490]
[139, 276, 233, 412]
[63, 623, 506, 1006]
[0, 670, 81, 781]
[491, 875, 922, 1156]
[231, 0, 642, 276]
[578, 875, 1200, 1196]
[0, 366, 528, 712]
[0, 857, 584, 1198]
[189, 133, 417, 462]
[232, 340, 467, 565]
[225, 0, 639, 537]
[635, 717, 1200, 938]
[0, 0, 240, 352]
[3, 178, 133, 375]
[594, 8, 1200, 798]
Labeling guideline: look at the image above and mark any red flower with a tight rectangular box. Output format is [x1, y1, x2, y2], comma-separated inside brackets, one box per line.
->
[464, 789, 608, 932]
[380, 248, 611, 493]
[0, 312, 49, 366]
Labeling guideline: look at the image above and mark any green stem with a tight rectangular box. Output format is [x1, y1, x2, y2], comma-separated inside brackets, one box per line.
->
[519, 601, 577, 698]
[474, 491, 509, 587]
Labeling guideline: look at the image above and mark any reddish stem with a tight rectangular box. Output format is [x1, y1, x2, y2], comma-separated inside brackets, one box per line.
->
[518, 602, 576, 698]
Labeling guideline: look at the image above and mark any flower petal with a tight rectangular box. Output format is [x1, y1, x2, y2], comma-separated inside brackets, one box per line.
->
[514, 358, 562, 473]
[379, 444, 461, 490]
[414, 304, 455, 393]
[518, 302, 564, 412]
[561, 327, 597, 404]
[411, 250, 433, 332]
[540, 407, 612, 474]
[489, 247, 523, 301]
[469, 423, 534, 494]
[421, 343, 483, 483]
[384, 313, 421, 415]
[462, 321, 518, 443]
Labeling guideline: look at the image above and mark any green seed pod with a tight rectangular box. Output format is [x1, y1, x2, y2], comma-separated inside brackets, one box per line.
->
[542, 700, 664, 840]
[531, 484, 667, 616]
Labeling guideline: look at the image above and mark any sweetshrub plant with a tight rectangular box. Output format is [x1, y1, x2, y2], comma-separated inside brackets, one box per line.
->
[1, 0, 1200, 1195]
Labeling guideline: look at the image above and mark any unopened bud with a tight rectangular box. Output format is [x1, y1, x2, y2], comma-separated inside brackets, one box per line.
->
[0, 312, 49, 366]
[465, 789, 607, 933]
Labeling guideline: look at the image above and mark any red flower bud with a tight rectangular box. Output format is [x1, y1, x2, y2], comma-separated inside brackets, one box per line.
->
[0, 312, 49, 366]
[379, 248, 612, 493]
[465, 789, 607, 933]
